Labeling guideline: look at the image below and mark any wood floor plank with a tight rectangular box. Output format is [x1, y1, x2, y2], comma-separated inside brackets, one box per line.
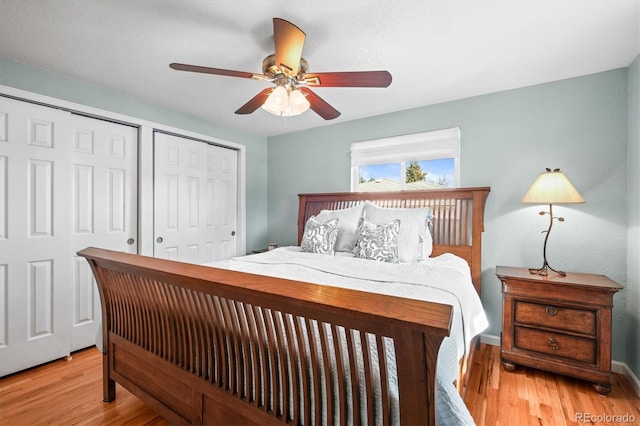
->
[0, 347, 167, 425]
[0, 343, 638, 425]
[465, 344, 640, 426]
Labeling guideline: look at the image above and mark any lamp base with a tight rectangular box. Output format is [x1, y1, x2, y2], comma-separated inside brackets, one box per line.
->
[529, 203, 567, 277]
[529, 262, 566, 277]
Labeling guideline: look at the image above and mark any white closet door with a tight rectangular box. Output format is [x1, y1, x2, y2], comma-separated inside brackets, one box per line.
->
[69, 114, 138, 351]
[154, 132, 238, 263]
[206, 142, 238, 261]
[0, 98, 73, 376]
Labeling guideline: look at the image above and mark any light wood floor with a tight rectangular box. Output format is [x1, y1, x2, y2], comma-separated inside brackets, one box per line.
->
[465, 344, 640, 425]
[1, 343, 638, 425]
[0, 347, 167, 426]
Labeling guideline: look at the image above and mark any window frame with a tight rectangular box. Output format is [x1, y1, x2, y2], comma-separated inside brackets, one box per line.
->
[350, 127, 461, 191]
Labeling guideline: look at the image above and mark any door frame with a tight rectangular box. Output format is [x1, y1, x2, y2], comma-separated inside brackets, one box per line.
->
[0, 84, 247, 257]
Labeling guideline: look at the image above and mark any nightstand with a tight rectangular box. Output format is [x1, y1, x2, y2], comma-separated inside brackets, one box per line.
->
[496, 266, 622, 394]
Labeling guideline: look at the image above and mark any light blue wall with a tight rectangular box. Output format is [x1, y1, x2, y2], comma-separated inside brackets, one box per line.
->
[267, 69, 631, 365]
[3, 54, 635, 376]
[627, 54, 640, 378]
[0, 56, 270, 252]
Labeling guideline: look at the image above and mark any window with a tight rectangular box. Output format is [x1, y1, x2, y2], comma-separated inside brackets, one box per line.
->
[350, 127, 460, 191]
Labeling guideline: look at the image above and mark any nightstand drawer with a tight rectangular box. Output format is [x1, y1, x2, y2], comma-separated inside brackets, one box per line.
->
[514, 327, 596, 364]
[514, 301, 596, 335]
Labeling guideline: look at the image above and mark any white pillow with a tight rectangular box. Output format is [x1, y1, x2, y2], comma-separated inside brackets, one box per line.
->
[315, 203, 365, 253]
[300, 216, 340, 255]
[363, 201, 433, 262]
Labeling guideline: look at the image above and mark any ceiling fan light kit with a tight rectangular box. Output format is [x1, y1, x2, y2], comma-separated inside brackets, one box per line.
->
[170, 18, 392, 120]
[261, 84, 310, 117]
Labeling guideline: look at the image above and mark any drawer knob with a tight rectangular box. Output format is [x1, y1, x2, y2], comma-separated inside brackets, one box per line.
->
[545, 305, 558, 316]
[548, 338, 559, 350]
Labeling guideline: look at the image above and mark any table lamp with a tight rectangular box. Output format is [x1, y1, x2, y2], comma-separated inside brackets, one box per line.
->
[522, 168, 585, 276]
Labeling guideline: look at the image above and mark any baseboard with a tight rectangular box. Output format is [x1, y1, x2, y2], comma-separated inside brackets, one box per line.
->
[613, 360, 640, 398]
[479, 333, 501, 347]
[480, 333, 640, 398]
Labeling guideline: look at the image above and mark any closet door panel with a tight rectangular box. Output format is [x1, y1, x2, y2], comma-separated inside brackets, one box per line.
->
[207, 143, 238, 261]
[69, 114, 138, 352]
[0, 98, 72, 377]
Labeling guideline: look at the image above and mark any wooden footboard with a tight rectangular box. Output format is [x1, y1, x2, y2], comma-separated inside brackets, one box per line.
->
[79, 247, 453, 425]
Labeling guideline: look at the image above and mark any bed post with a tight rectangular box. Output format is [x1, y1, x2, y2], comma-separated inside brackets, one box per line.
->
[395, 330, 445, 425]
[297, 193, 310, 245]
[84, 257, 116, 402]
[470, 188, 490, 294]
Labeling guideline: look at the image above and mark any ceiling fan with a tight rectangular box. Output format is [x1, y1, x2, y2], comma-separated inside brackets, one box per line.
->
[169, 18, 392, 120]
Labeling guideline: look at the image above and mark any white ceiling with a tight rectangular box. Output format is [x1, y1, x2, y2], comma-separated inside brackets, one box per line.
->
[1, 1, 638, 137]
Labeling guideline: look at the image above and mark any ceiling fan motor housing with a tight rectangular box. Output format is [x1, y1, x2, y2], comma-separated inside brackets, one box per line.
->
[262, 54, 309, 78]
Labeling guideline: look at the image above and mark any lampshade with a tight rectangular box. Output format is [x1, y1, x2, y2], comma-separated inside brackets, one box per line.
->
[261, 86, 310, 117]
[288, 89, 310, 115]
[522, 169, 585, 204]
[262, 85, 288, 115]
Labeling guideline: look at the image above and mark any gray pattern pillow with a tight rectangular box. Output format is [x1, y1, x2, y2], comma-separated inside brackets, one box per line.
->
[301, 216, 340, 255]
[354, 217, 400, 263]
[363, 201, 434, 262]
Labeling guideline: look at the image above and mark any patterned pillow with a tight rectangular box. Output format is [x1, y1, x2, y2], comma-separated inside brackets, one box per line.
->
[354, 217, 400, 263]
[300, 216, 340, 255]
[363, 202, 433, 262]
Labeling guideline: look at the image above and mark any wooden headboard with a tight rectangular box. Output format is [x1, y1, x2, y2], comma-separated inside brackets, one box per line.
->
[298, 187, 491, 294]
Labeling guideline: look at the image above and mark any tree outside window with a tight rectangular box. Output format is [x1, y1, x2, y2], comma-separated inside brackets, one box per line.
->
[357, 158, 454, 191]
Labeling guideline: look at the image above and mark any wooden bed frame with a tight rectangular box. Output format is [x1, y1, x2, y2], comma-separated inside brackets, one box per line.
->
[78, 187, 490, 426]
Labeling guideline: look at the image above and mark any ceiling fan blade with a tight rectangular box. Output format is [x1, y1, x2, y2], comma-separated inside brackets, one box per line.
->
[301, 71, 392, 87]
[170, 63, 256, 79]
[235, 88, 273, 115]
[273, 18, 306, 76]
[299, 87, 340, 120]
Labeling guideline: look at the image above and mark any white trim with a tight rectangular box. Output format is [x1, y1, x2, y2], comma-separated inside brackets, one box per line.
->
[139, 126, 155, 256]
[614, 360, 640, 398]
[0, 84, 247, 257]
[479, 333, 501, 347]
[481, 333, 640, 398]
[350, 127, 460, 166]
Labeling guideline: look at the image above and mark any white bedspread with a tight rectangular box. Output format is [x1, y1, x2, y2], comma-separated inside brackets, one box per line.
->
[205, 246, 487, 425]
